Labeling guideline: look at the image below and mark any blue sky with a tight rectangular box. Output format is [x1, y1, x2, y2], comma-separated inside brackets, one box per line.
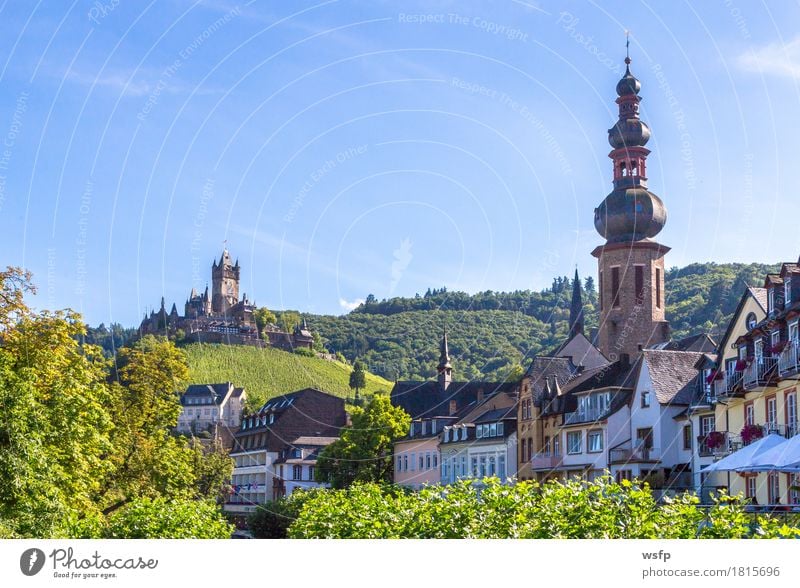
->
[1, 0, 799, 326]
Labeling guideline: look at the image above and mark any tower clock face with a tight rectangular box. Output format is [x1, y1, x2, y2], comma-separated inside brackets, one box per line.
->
[226, 283, 234, 296]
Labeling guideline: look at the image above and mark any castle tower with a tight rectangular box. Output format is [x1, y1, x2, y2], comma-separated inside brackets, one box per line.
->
[592, 51, 669, 360]
[211, 248, 240, 314]
[437, 327, 452, 391]
[569, 268, 585, 337]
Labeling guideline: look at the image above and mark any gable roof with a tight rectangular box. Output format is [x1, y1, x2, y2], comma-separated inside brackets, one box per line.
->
[715, 287, 767, 358]
[183, 382, 235, 405]
[641, 349, 703, 405]
[650, 333, 716, 353]
[546, 332, 608, 370]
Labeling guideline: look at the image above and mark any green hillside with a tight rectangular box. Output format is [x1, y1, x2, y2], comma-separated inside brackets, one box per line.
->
[307, 262, 780, 382]
[183, 343, 393, 409]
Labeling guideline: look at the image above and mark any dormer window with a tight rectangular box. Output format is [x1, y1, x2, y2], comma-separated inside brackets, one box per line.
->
[768, 289, 775, 314]
[787, 278, 793, 305]
[746, 313, 757, 331]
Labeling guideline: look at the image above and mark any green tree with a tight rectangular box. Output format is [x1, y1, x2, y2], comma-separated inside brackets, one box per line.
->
[315, 394, 410, 489]
[276, 310, 301, 333]
[349, 360, 367, 400]
[254, 307, 277, 337]
[189, 437, 234, 504]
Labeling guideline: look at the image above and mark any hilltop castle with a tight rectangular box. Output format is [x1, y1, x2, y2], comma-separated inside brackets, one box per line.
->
[139, 248, 313, 350]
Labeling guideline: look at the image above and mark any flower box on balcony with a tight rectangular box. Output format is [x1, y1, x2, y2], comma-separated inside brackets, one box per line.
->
[706, 431, 725, 450]
[769, 341, 788, 354]
[741, 424, 764, 445]
[735, 359, 748, 372]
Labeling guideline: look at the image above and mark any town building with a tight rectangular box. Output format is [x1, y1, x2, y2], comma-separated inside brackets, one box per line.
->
[176, 382, 246, 436]
[226, 388, 347, 517]
[139, 247, 314, 351]
[391, 330, 518, 488]
[694, 261, 800, 505]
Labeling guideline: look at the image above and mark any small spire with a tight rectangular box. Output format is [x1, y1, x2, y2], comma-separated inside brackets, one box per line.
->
[569, 268, 585, 337]
[625, 30, 631, 65]
[438, 326, 451, 370]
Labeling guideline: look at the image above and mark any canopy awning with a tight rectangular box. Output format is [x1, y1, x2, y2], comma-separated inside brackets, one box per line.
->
[737, 433, 800, 472]
[702, 433, 787, 473]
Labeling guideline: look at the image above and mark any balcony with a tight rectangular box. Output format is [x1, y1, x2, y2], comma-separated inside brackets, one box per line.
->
[563, 407, 607, 426]
[779, 341, 800, 377]
[697, 432, 742, 458]
[609, 446, 661, 464]
[714, 370, 744, 399]
[530, 452, 564, 470]
[743, 357, 779, 390]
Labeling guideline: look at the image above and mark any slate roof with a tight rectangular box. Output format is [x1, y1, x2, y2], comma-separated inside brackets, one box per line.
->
[641, 349, 704, 406]
[650, 333, 716, 353]
[473, 406, 517, 423]
[749, 287, 768, 313]
[182, 382, 236, 405]
[546, 332, 608, 370]
[390, 380, 517, 420]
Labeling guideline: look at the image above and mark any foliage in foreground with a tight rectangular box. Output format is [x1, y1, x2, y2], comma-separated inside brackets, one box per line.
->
[0, 267, 232, 538]
[247, 490, 324, 539]
[288, 477, 800, 539]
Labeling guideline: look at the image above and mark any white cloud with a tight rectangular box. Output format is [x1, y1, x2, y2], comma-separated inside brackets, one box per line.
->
[738, 36, 800, 79]
[339, 297, 364, 311]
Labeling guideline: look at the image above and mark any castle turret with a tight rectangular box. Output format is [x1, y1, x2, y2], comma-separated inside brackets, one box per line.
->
[592, 47, 669, 360]
[211, 248, 240, 314]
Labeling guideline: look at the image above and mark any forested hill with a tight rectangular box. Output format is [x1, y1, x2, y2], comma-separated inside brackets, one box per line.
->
[308, 262, 779, 382]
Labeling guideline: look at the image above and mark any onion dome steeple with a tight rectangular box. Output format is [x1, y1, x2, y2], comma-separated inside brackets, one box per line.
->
[595, 48, 667, 244]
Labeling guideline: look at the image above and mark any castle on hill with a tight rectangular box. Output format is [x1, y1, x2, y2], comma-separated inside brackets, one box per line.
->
[139, 248, 314, 351]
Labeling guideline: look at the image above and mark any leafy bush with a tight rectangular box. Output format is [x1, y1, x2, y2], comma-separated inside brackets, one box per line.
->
[247, 490, 323, 538]
[288, 477, 800, 539]
[104, 497, 233, 539]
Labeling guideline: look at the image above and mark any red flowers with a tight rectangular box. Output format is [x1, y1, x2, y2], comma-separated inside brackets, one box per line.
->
[741, 424, 764, 445]
[706, 431, 725, 450]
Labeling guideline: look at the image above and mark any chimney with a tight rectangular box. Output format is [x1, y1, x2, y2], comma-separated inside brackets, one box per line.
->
[449, 399, 457, 416]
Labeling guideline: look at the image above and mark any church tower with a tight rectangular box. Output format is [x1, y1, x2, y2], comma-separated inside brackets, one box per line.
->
[592, 51, 669, 360]
[437, 327, 452, 391]
[211, 248, 240, 314]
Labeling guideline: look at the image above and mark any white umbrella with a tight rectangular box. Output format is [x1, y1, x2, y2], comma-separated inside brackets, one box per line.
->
[702, 433, 788, 473]
[738, 433, 800, 472]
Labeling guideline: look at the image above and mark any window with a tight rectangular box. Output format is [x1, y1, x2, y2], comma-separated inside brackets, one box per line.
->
[292, 465, 302, 481]
[489, 423, 497, 437]
[433, 454, 438, 468]
[746, 312, 757, 331]
[521, 439, 527, 462]
[544, 436, 551, 456]
[567, 431, 582, 454]
[498, 455, 506, 480]
[683, 425, 692, 450]
[471, 457, 478, 477]
[746, 476, 757, 501]
[426, 453, 431, 469]
[599, 270, 604, 311]
[497, 422, 504, 436]
[616, 470, 632, 483]
[403, 455, 408, 471]
[768, 472, 781, 504]
[636, 427, 653, 449]
[479, 456, 487, 478]
[421, 421, 427, 436]
[397, 455, 402, 471]
[611, 267, 621, 308]
[655, 268, 662, 309]
[419, 455, 424, 470]
[769, 289, 775, 314]
[787, 392, 797, 436]
[308, 466, 314, 481]
[460, 456, 466, 477]
[410, 453, 416, 471]
[641, 391, 651, 408]
[790, 474, 800, 505]
[553, 435, 561, 456]
[767, 397, 778, 430]
[488, 456, 496, 477]
[745, 403, 755, 426]
[527, 438, 532, 462]
[634, 265, 644, 305]
[786, 278, 792, 305]
[442, 460, 449, 481]
[476, 425, 483, 439]
[587, 430, 603, 453]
